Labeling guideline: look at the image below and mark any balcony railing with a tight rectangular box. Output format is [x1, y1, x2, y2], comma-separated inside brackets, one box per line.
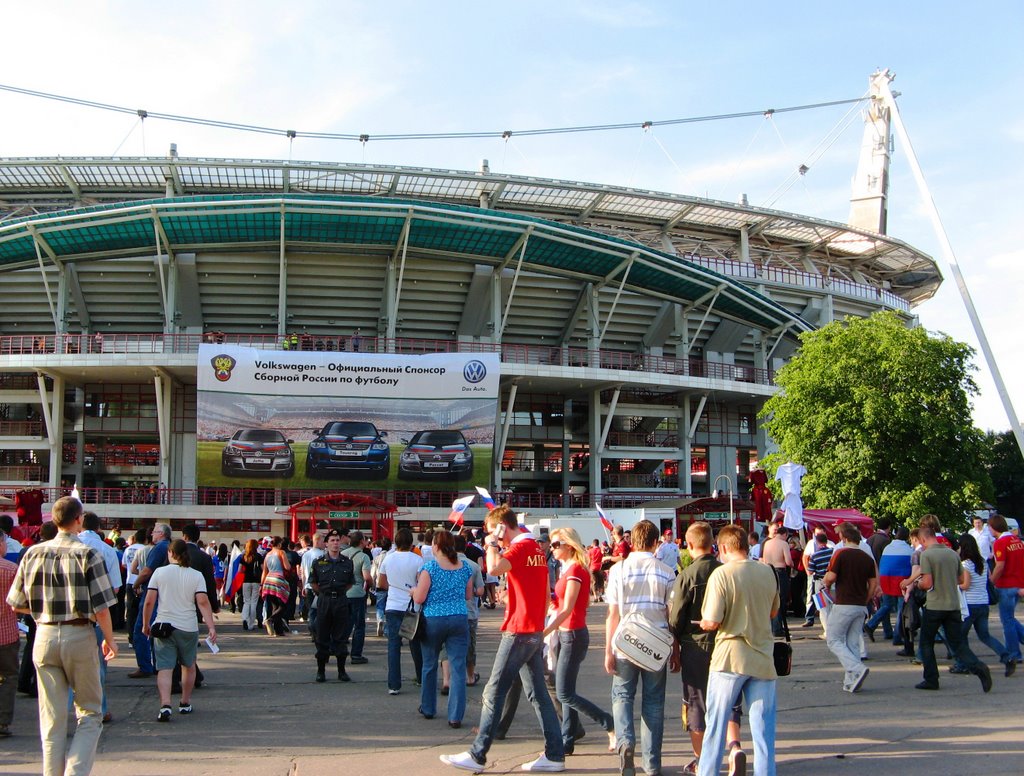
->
[0, 465, 46, 482]
[0, 421, 44, 436]
[0, 333, 775, 386]
[687, 255, 911, 312]
[0, 485, 714, 513]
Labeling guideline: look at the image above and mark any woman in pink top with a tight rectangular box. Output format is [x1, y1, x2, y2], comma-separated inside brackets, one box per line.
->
[544, 527, 615, 755]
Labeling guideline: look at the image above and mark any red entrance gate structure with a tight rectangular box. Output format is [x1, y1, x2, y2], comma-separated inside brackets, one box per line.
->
[280, 492, 401, 543]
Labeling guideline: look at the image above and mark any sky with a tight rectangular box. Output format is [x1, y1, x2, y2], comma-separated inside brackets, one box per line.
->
[0, 1, 1021, 433]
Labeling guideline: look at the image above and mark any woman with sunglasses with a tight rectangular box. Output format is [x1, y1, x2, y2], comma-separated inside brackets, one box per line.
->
[544, 527, 615, 755]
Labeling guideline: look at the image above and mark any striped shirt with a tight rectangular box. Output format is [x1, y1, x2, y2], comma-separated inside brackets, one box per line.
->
[606, 550, 674, 635]
[5, 531, 117, 623]
[807, 545, 835, 579]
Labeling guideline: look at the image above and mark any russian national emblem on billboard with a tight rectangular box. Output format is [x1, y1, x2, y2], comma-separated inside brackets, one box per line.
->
[195, 345, 499, 490]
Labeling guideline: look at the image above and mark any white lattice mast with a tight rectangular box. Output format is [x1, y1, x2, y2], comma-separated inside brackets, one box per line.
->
[874, 70, 1024, 460]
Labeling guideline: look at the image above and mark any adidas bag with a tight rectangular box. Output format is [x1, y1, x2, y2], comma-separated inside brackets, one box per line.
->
[612, 611, 673, 672]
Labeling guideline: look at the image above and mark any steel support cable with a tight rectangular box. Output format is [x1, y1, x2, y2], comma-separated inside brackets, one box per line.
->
[764, 95, 866, 207]
[0, 82, 869, 143]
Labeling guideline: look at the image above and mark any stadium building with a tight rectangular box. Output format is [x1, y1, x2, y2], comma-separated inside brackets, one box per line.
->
[0, 97, 942, 536]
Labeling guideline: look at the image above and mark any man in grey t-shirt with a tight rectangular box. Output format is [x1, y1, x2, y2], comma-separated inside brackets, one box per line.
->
[915, 524, 991, 692]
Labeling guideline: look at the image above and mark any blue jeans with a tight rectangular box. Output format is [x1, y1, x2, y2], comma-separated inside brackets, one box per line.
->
[996, 587, 1024, 662]
[132, 594, 158, 674]
[420, 615, 469, 722]
[554, 628, 613, 752]
[865, 594, 901, 641]
[611, 657, 667, 774]
[953, 604, 1006, 669]
[376, 589, 388, 633]
[384, 610, 422, 691]
[469, 632, 564, 766]
[698, 671, 777, 776]
[345, 597, 367, 658]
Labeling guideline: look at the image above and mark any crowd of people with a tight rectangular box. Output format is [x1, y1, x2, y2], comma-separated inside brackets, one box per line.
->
[0, 503, 1022, 776]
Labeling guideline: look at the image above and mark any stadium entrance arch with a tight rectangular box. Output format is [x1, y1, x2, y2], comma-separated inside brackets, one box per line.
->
[281, 492, 401, 543]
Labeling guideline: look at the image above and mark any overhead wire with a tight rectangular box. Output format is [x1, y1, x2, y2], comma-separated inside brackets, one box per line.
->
[0, 82, 870, 145]
[763, 94, 868, 208]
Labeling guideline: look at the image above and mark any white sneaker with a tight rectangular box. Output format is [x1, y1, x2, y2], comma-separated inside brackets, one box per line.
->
[521, 753, 565, 772]
[850, 666, 869, 693]
[440, 752, 484, 773]
[388, 688, 399, 695]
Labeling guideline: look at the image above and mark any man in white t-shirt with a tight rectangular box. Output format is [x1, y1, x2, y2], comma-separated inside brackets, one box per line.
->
[378, 528, 424, 695]
[142, 538, 216, 721]
[969, 517, 993, 563]
[655, 531, 680, 573]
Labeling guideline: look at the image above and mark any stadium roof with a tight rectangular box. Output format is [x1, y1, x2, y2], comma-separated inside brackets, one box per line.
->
[0, 193, 811, 335]
[0, 156, 941, 304]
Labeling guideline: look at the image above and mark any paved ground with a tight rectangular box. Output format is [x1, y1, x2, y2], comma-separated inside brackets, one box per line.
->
[1, 605, 1021, 775]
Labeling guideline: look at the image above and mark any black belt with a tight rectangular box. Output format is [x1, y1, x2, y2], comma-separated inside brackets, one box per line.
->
[322, 591, 344, 598]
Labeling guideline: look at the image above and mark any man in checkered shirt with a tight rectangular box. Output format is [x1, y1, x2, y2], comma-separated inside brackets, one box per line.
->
[6, 496, 118, 776]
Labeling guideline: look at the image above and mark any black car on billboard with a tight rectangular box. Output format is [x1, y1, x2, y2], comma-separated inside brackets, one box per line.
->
[306, 421, 390, 479]
[220, 429, 295, 477]
[398, 429, 473, 480]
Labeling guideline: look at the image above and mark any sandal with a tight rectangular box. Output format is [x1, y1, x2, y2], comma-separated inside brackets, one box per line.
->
[466, 673, 481, 686]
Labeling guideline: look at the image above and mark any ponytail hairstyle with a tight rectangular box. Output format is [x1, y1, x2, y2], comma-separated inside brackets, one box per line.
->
[169, 538, 192, 568]
[432, 530, 458, 564]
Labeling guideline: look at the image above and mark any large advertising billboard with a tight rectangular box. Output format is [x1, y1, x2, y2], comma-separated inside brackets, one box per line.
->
[196, 345, 499, 489]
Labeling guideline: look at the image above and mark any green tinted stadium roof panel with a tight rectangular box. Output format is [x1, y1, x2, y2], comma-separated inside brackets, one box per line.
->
[0, 193, 810, 333]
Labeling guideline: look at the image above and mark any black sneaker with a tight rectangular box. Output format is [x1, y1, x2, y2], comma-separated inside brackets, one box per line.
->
[178, 702, 193, 714]
[315, 671, 326, 683]
[338, 671, 351, 682]
[350, 656, 368, 664]
[1005, 659, 1017, 677]
[157, 706, 172, 722]
[914, 681, 939, 690]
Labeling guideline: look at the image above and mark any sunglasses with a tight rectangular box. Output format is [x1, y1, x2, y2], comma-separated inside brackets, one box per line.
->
[549, 541, 562, 549]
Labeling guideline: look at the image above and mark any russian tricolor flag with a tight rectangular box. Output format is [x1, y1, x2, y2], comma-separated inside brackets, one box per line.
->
[449, 494, 476, 527]
[596, 504, 615, 534]
[475, 486, 496, 510]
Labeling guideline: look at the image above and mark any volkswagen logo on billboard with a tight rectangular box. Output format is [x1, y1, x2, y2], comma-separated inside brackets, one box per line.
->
[463, 359, 487, 384]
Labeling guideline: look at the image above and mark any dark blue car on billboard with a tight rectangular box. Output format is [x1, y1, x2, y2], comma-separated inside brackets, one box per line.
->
[305, 421, 389, 479]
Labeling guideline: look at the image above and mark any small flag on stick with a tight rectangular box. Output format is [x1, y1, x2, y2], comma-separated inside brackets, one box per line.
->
[596, 504, 615, 534]
[475, 486, 496, 510]
[448, 494, 476, 528]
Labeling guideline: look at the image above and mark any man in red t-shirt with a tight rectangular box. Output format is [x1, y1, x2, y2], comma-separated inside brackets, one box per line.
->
[989, 514, 1024, 673]
[588, 539, 606, 602]
[442, 505, 565, 773]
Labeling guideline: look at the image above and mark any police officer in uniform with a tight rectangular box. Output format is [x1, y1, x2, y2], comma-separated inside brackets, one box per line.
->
[308, 529, 355, 682]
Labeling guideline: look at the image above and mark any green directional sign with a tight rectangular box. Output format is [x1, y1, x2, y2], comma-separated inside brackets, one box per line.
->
[703, 512, 728, 520]
[328, 510, 360, 519]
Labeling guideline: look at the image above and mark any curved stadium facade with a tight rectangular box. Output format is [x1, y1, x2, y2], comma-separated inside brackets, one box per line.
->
[0, 155, 941, 535]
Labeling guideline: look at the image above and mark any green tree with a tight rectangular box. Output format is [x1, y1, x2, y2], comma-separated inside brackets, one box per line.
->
[986, 430, 1024, 518]
[759, 311, 992, 527]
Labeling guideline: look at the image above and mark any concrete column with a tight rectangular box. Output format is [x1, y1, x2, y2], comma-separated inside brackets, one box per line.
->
[681, 395, 692, 494]
[47, 375, 65, 489]
[588, 390, 603, 497]
[706, 444, 735, 497]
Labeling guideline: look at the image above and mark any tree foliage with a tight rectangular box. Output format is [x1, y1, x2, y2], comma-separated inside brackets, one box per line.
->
[760, 311, 992, 527]
[986, 430, 1024, 518]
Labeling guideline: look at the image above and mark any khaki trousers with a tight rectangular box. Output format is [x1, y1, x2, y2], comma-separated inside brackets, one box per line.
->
[33, 623, 103, 776]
